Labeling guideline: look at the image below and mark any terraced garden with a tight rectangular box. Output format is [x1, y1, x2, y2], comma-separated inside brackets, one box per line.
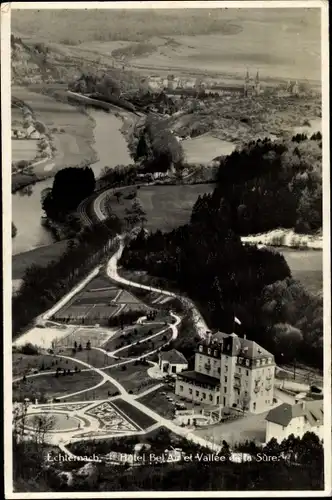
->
[52, 274, 153, 326]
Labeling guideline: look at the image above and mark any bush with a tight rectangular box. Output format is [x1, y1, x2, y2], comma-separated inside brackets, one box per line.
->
[19, 343, 39, 355]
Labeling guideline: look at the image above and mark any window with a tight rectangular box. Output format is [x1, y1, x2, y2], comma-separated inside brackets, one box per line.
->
[256, 360, 260, 367]
[253, 402, 256, 411]
[223, 397, 226, 406]
[238, 357, 243, 364]
[202, 393, 206, 399]
[214, 360, 217, 365]
[207, 348, 211, 355]
[238, 367, 241, 374]
[224, 376, 228, 383]
[216, 396, 220, 404]
[199, 345, 203, 352]
[189, 388, 193, 395]
[246, 359, 250, 367]
[209, 394, 213, 402]
[225, 365, 228, 372]
[179, 385, 183, 392]
[217, 367, 221, 374]
[246, 370, 249, 376]
[199, 355, 202, 361]
[196, 390, 199, 397]
[214, 350, 218, 357]
[171, 365, 176, 373]
[224, 387, 227, 393]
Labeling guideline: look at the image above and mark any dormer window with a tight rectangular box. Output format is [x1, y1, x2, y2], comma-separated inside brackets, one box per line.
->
[207, 348, 211, 355]
[268, 357, 272, 363]
[246, 359, 250, 367]
[238, 357, 243, 364]
[214, 350, 218, 357]
[199, 345, 203, 353]
[256, 360, 260, 367]
[262, 359, 266, 365]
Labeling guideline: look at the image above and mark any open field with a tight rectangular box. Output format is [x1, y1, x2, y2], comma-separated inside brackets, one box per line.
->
[13, 370, 102, 401]
[182, 135, 235, 163]
[105, 363, 158, 394]
[66, 380, 120, 402]
[109, 184, 215, 232]
[111, 398, 156, 429]
[12, 139, 38, 163]
[279, 248, 323, 295]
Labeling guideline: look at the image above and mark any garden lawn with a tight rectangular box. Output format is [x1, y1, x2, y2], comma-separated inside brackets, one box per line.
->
[104, 363, 156, 394]
[103, 323, 165, 353]
[119, 328, 172, 358]
[111, 398, 156, 429]
[13, 370, 102, 401]
[64, 348, 111, 368]
[65, 380, 120, 402]
[13, 352, 78, 378]
[138, 389, 176, 419]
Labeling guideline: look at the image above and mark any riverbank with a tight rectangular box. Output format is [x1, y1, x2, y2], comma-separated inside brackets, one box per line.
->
[241, 229, 323, 250]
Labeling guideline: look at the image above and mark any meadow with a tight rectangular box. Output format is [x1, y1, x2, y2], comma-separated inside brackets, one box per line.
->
[110, 183, 215, 232]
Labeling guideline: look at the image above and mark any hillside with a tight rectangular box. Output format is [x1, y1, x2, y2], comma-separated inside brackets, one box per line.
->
[12, 9, 321, 81]
[11, 34, 141, 92]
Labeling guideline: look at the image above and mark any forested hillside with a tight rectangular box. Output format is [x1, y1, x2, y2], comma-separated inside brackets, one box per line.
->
[120, 135, 323, 368]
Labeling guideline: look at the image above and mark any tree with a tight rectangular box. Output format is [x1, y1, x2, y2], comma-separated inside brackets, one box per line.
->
[30, 413, 55, 447]
[114, 192, 122, 204]
[273, 323, 303, 362]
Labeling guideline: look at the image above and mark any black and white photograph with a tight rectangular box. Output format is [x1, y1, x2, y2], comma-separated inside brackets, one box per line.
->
[2, 1, 330, 497]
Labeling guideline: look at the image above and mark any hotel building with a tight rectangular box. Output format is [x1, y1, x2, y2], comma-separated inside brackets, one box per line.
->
[175, 332, 275, 414]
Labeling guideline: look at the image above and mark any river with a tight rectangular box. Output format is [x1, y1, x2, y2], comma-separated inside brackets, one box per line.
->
[12, 109, 132, 256]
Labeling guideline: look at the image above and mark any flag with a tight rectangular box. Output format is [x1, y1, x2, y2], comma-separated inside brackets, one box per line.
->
[234, 316, 241, 326]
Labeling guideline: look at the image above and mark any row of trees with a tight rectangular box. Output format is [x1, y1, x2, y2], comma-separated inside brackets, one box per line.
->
[12, 217, 122, 338]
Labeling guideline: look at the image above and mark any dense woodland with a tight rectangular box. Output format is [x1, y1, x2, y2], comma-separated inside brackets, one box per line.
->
[42, 167, 96, 221]
[120, 135, 323, 368]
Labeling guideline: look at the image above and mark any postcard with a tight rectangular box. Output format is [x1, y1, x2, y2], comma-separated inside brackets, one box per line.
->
[2, 1, 330, 497]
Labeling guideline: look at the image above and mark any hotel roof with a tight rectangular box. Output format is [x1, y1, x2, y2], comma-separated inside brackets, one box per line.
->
[201, 332, 274, 361]
[266, 400, 324, 428]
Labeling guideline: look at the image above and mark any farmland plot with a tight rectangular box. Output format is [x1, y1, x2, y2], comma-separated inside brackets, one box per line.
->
[12, 139, 38, 162]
